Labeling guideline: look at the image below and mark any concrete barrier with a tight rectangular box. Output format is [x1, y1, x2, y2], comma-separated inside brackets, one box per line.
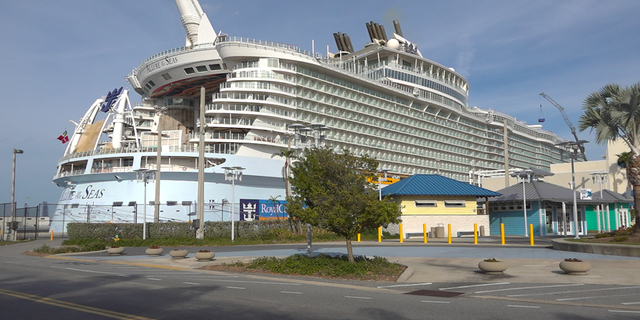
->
[552, 238, 640, 257]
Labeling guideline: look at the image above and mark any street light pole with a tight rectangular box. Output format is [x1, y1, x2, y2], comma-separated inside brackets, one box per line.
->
[378, 169, 389, 200]
[510, 169, 532, 236]
[222, 166, 245, 242]
[10, 149, 23, 241]
[135, 169, 155, 240]
[557, 140, 588, 239]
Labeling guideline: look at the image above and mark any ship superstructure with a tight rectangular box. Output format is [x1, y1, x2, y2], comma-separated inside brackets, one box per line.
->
[52, 0, 567, 225]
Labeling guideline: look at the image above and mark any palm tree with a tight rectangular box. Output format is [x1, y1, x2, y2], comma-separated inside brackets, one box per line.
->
[578, 81, 640, 233]
[271, 149, 299, 233]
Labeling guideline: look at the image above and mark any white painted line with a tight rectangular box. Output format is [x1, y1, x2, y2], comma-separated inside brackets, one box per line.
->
[440, 282, 510, 290]
[51, 266, 128, 277]
[201, 279, 301, 286]
[557, 293, 639, 301]
[377, 282, 432, 288]
[345, 296, 372, 300]
[621, 302, 640, 305]
[280, 291, 302, 295]
[421, 301, 450, 304]
[609, 310, 640, 314]
[147, 278, 162, 281]
[507, 305, 540, 309]
[183, 282, 199, 285]
[509, 286, 640, 298]
[226, 286, 246, 290]
[475, 283, 584, 294]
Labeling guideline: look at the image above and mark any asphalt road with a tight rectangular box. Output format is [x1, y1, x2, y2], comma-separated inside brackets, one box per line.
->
[1, 239, 640, 319]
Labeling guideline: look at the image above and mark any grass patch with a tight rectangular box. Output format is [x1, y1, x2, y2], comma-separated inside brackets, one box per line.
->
[202, 254, 407, 282]
[31, 244, 84, 255]
[0, 240, 31, 246]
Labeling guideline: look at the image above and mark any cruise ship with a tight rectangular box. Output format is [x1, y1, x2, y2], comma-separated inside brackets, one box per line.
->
[52, 0, 567, 226]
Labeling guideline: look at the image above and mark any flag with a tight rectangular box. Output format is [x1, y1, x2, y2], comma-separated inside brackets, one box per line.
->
[57, 130, 69, 144]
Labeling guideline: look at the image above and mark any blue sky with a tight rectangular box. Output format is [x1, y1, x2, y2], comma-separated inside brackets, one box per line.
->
[1, 0, 639, 206]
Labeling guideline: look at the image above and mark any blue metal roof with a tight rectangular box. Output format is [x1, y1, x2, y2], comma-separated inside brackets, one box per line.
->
[381, 174, 502, 197]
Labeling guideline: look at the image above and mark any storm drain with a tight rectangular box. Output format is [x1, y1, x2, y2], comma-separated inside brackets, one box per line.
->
[405, 290, 464, 298]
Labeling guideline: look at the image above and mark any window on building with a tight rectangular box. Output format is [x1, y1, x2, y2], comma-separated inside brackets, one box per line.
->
[415, 200, 437, 208]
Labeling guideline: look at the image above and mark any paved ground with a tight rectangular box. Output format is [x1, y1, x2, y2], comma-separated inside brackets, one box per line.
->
[4, 236, 640, 285]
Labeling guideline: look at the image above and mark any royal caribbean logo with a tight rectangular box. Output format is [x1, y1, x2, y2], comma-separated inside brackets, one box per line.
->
[100, 87, 123, 112]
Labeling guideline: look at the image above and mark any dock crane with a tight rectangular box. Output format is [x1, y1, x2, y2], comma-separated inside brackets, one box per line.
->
[539, 92, 588, 161]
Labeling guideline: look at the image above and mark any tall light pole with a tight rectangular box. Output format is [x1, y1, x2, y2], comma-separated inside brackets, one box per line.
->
[378, 169, 390, 200]
[557, 140, 588, 239]
[134, 169, 155, 240]
[510, 169, 532, 236]
[591, 172, 608, 233]
[222, 166, 245, 241]
[10, 149, 23, 241]
[154, 106, 167, 223]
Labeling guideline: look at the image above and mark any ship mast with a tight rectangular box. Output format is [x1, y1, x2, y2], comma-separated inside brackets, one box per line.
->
[174, 0, 217, 47]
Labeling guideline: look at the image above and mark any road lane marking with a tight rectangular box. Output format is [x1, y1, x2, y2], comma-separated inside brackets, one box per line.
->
[507, 305, 540, 309]
[280, 291, 302, 294]
[440, 282, 510, 290]
[0, 288, 155, 320]
[609, 310, 640, 314]
[621, 302, 640, 305]
[201, 279, 301, 286]
[421, 301, 450, 304]
[183, 282, 199, 285]
[146, 278, 162, 281]
[345, 296, 372, 300]
[557, 293, 640, 301]
[377, 283, 432, 288]
[475, 283, 584, 294]
[226, 286, 246, 290]
[509, 286, 640, 297]
[51, 266, 129, 277]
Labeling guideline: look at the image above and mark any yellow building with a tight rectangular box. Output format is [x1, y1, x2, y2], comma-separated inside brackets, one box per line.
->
[381, 174, 501, 239]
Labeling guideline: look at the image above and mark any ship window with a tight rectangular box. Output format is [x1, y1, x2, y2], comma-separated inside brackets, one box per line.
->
[145, 83, 152, 89]
[148, 80, 155, 87]
[167, 201, 178, 206]
[149, 201, 155, 206]
[128, 201, 137, 206]
[112, 202, 123, 207]
[71, 204, 79, 208]
[162, 73, 172, 80]
[184, 67, 195, 74]
[182, 201, 193, 206]
[209, 64, 221, 70]
[196, 65, 207, 72]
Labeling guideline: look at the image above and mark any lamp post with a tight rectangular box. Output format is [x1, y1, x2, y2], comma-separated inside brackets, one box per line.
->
[557, 140, 588, 239]
[222, 166, 245, 241]
[591, 172, 609, 233]
[378, 169, 390, 200]
[10, 149, 23, 241]
[134, 169, 155, 240]
[510, 169, 532, 236]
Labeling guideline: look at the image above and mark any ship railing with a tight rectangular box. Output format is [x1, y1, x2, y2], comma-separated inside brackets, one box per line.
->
[188, 132, 247, 140]
[59, 146, 204, 163]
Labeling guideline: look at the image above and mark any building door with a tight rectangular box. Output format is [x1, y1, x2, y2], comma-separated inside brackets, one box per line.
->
[620, 207, 630, 228]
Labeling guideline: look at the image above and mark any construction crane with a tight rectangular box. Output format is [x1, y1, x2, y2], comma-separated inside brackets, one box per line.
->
[539, 92, 587, 161]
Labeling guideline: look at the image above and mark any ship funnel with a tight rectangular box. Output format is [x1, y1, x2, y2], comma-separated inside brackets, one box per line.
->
[174, 0, 217, 47]
[393, 20, 403, 37]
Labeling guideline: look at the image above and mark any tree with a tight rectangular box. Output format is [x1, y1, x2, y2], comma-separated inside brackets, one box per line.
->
[272, 148, 301, 234]
[286, 147, 401, 262]
[578, 81, 640, 233]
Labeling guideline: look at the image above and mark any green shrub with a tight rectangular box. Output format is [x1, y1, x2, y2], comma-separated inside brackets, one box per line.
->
[612, 236, 628, 242]
[245, 254, 405, 280]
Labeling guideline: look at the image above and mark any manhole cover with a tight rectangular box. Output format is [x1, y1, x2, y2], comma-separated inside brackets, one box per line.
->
[405, 290, 464, 297]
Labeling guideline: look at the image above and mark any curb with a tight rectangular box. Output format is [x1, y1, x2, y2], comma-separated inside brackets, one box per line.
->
[396, 266, 414, 283]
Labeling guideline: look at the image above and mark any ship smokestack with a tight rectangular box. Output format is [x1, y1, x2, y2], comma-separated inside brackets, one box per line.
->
[174, 0, 217, 47]
[393, 20, 403, 37]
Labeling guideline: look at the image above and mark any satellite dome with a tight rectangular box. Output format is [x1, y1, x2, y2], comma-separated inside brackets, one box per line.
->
[387, 39, 400, 49]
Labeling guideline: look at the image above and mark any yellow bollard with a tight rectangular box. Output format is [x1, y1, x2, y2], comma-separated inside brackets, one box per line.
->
[399, 224, 404, 243]
[357, 233, 360, 242]
[378, 226, 382, 242]
[529, 224, 534, 246]
[474, 223, 478, 244]
[50, 230, 53, 241]
[448, 224, 451, 244]
[423, 223, 427, 244]
[501, 223, 505, 245]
